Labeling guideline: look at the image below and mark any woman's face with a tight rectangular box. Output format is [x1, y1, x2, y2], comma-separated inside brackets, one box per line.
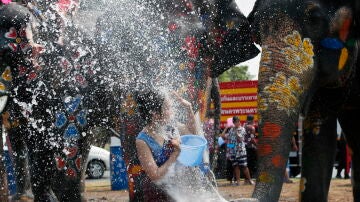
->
[161, 98, 173, 123]
[152, 98, 173, 125]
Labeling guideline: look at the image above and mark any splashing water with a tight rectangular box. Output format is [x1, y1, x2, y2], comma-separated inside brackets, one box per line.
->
[76, 1, 225, 200]
[158, 163, 227, 202]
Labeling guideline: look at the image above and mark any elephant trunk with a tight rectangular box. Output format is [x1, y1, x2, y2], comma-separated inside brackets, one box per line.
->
[252, 29, 316, 201]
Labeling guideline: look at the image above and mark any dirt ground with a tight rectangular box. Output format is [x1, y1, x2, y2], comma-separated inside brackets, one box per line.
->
[84, 178, 353, 202]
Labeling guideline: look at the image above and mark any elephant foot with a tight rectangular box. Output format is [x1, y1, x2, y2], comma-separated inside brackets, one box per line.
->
[81, 192, 88, 202]
[10, 191, 34, 202]
[230, 198, 259, 202]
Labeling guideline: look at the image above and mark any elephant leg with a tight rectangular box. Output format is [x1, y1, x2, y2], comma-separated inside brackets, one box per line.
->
[27, 150, 57, 202]
[7, 126, 32, 199]
[301, 115, 337, 202]
[51, 140, 92, 202]
[338, 108, 360, 201]
[52, 176, 83, 202]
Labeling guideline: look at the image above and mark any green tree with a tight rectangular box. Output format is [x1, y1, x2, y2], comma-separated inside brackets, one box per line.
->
[218, 65, 254, 82]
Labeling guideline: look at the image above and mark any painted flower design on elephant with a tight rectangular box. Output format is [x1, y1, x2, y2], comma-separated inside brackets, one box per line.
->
[0, 66, 12, 91]
[182, 35, 200, 59]
[55, 95, 86, 178]
[262, 72, 303, 114]
[260, 47, 272, 68]
[3, 27, 31, 53]
[257, 95, 268, 112]
[283, 31, 314, 74]
[121, 94, 136, 116]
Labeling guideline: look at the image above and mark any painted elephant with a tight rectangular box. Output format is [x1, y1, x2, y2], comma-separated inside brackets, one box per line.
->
[248, 0, 360, 201]
[95, 0, 258, 200]
[0, 2, 111, 201]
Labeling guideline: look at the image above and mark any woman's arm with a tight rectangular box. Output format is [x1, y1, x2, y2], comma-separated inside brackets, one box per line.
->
[173, 92, 196, 135]
[136, 139, 180, 182]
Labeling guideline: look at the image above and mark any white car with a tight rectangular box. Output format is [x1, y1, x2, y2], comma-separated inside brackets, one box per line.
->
[86, 145, 110, 179]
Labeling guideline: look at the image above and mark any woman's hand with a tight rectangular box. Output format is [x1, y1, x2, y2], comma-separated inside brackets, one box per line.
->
[172, 91, 196, 135]
[171, 138, 181, 154]
[172, 91, 192, 108]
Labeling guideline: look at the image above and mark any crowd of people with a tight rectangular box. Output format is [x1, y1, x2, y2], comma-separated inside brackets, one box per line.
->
[203, 113, 353, 186]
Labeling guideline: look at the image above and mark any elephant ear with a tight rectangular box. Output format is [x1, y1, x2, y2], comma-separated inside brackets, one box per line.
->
[210, 0, 260, 78]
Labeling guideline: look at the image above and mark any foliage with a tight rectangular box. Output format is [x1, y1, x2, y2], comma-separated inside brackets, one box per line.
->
[218, 65, 254, 82]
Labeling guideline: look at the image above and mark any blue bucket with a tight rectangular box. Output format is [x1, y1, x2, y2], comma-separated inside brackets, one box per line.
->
[177, 135, 207, 166]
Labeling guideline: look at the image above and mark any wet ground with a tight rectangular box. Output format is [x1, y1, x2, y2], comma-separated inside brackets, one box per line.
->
[84, 178, 353, 202]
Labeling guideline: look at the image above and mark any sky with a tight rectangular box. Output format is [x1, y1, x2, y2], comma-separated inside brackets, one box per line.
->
[235, 0, 260, 80]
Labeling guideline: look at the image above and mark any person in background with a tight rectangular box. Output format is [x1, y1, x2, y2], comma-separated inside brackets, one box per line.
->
[244, 114, 258, 178]
[221, 116, 254, 185]
[203, 110, 215, 166]
[336, 131, 350, 179]
[215, 126, 229, 179]
[284, 134, 298, 183]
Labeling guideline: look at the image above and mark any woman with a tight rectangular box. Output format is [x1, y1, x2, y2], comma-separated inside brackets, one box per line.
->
[135, 90, 196, 201]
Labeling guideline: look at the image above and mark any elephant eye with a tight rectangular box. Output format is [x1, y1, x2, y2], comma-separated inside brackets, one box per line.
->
[303, 2, 328, 40]
[304, 2, 325, 23]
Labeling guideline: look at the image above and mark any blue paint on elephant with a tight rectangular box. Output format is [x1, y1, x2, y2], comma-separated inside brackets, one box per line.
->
[64, 123, 79, 139]
[55, 112, 67, 128]
[76, 110, 87, 127]
[321, 38, 344, 50]
[64, 96, 81, 114]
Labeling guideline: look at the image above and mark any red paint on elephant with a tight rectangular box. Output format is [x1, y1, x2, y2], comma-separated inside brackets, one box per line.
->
[65, 147, 78, 158]
[75, 156, 82, 170]
[258, 144, 273, 156]
[263, 122, 282, 138]
[272, 155, 286, 168]
[55, 156, 66, 170]
[182, 36, 199, 59]
[168, 23, 178, 32]
[66, 168, 76, 177]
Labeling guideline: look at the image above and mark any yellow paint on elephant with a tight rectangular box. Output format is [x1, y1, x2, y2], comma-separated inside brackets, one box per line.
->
[258, 172, 274, 183]
[226, 20, 235, 29]
[303, 39, 314, 56]
[179, 63, 186, 71]
[300, 177, 307, 192]
[284, 31, 314, 74]
[288, 77, 303, 93]
[0, 82, 5, 91]
[2, 66, 13, 81]
[259, 66, 270, 74]
[338, 47, 348, 70]
[257, 95, 268, 112]
[261, 47, 272, 65]
[284, 31, 302, 48]
[121, 94, 137, 116]
[263, 73, 303, 113]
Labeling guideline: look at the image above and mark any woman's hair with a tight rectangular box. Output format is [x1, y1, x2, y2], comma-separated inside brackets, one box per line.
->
[136, 90, 165, 125]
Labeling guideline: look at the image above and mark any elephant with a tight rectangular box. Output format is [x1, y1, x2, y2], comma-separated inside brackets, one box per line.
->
[1, 2, 111, 201]
[1, 0, 259, 201]
[248, 0, 360, 201]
